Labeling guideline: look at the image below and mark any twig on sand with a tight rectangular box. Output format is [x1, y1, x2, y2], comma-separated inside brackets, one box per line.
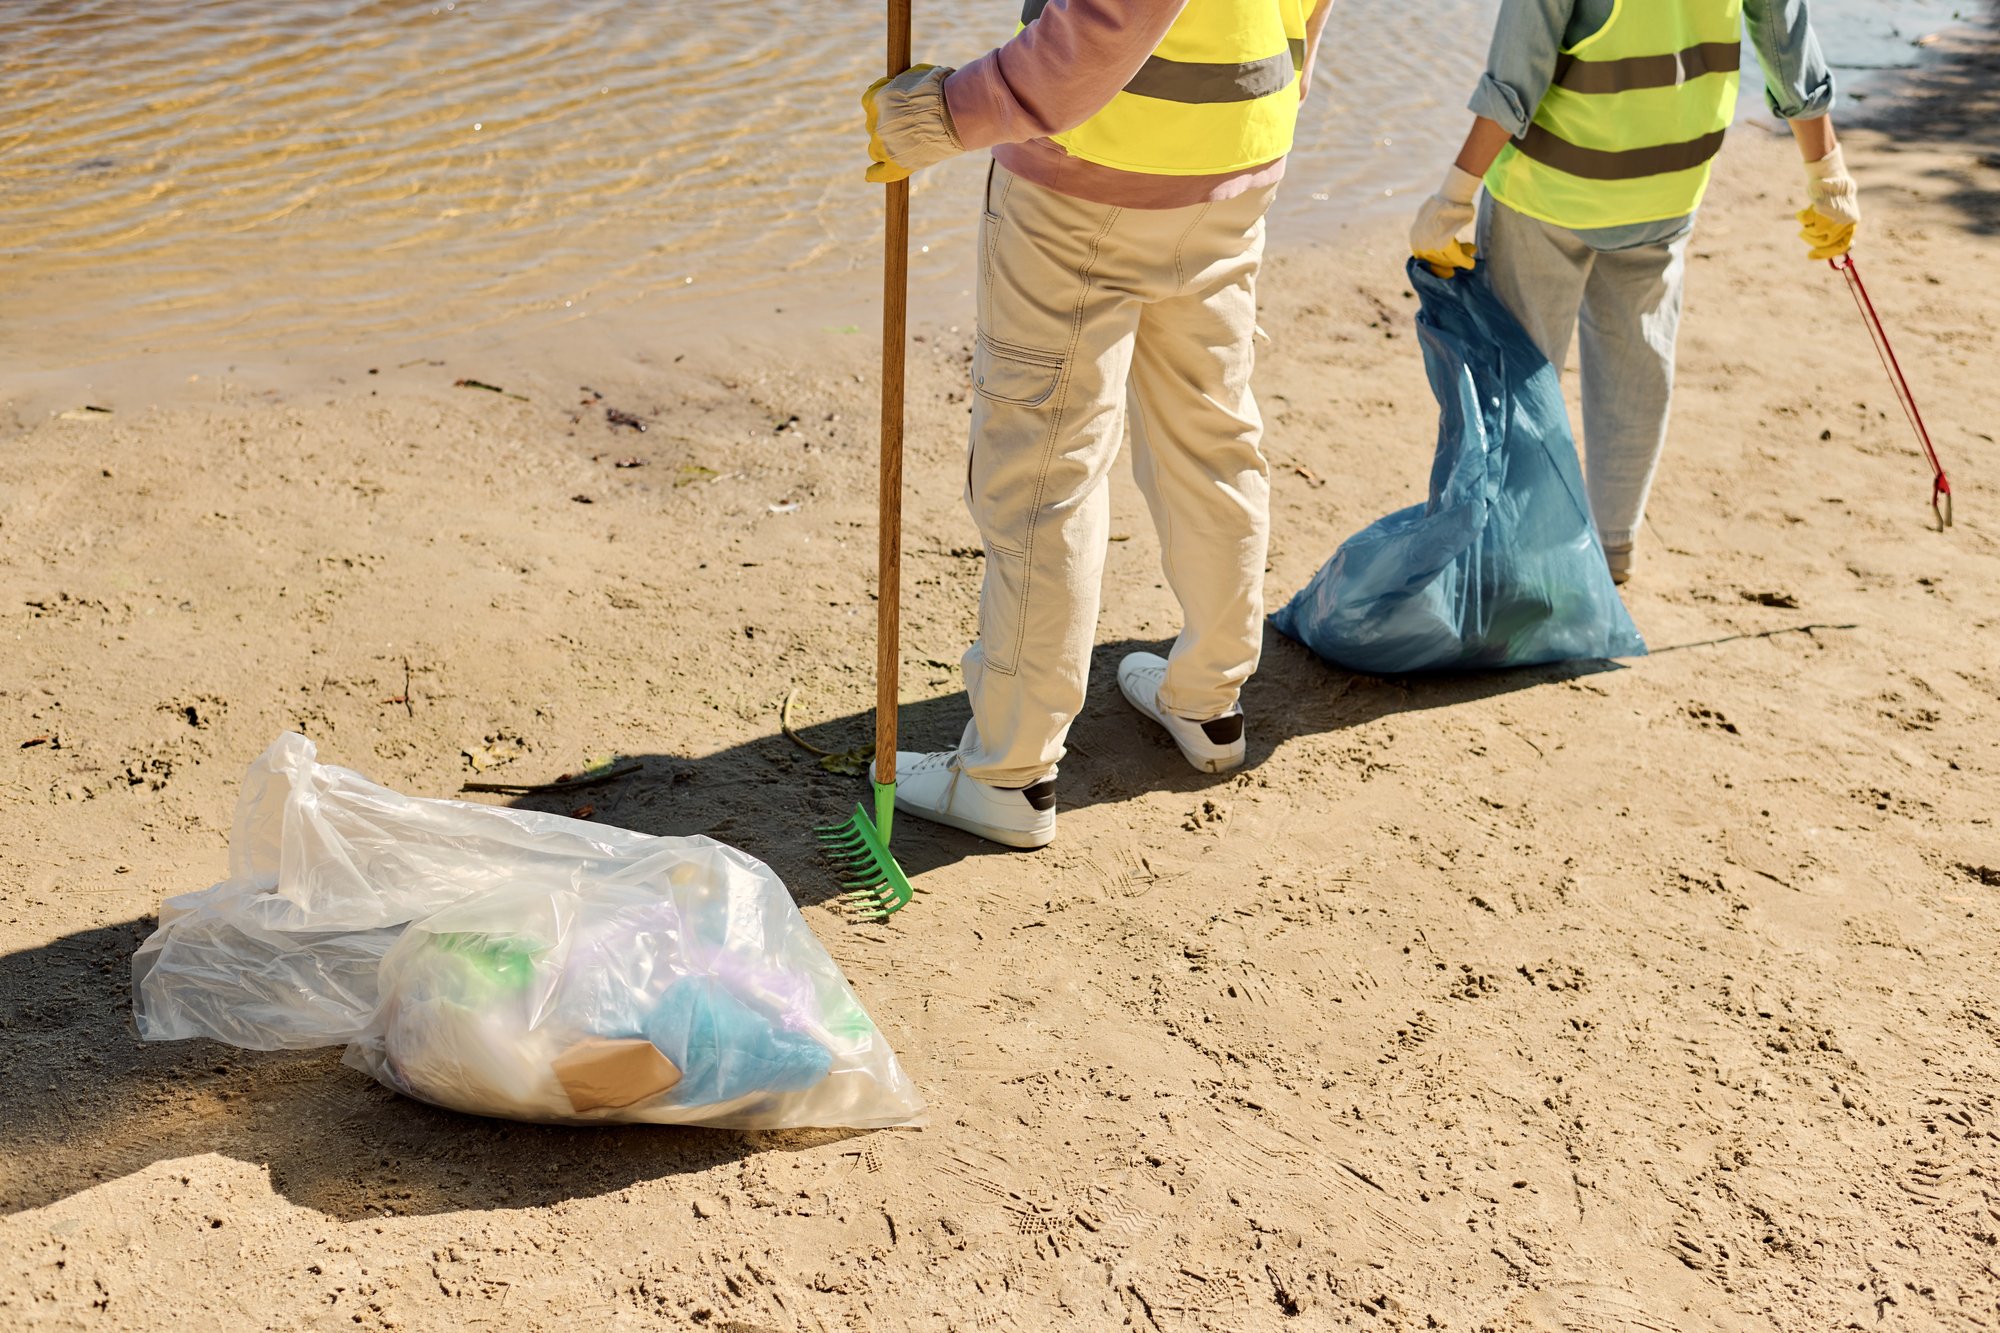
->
[461, 761, 642, 795]
[380, 658, 414, 717]
[780, 687, 874, 775]
[780, 688, 835, 756]
[456, 378, 531, 402]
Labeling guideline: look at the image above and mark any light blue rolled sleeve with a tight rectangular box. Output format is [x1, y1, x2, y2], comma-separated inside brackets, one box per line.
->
[1467, 0, 1578, 137]
[1744, 0, 1837, 120]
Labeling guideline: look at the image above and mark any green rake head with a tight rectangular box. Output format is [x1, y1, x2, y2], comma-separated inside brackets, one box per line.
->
[817, 781, 914, 919]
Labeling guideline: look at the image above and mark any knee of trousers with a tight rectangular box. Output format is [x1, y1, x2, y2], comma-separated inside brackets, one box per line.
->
[966, 385, 1123, 544]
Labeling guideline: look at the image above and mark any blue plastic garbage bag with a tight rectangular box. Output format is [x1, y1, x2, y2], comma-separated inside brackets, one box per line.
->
[1271, 259, 1647, 673]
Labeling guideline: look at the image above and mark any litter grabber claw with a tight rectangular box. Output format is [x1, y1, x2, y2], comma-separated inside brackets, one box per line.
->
[818, 0, 915, 921]
[1829, 252, 1954, 530]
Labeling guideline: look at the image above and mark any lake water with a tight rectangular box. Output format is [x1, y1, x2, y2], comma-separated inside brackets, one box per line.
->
[0, 0, 1977, 376]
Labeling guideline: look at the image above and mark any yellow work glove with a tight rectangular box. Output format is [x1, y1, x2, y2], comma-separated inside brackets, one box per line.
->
[863, 64, 963, 185]
[1410, 165, 1482, 277]
[1798, 144, 1860, 260]
[1798, 207, 1856, 261]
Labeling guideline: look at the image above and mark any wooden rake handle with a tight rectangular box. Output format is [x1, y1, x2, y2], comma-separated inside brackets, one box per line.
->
[876, 0, 912, 787]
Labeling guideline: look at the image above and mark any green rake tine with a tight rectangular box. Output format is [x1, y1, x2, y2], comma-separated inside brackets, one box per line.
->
[816, 800, 914, 920]
[842, 876, 901, 919]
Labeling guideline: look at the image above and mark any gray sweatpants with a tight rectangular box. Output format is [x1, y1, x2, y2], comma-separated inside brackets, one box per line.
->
[1476, 198, 1692, 552]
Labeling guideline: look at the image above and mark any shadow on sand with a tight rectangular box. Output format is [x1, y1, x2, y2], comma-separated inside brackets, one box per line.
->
[1859, 4, 2000, 238]
[0, 626, 1610, 1221]
[504, 631, 1624, 894]
[0, 914, 849, 1221]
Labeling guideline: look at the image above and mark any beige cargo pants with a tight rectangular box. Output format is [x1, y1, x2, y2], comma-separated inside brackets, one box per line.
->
[956, 163, 1276, 788]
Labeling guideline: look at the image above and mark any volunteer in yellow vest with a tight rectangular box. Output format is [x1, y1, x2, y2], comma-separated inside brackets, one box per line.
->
[856, 0, 1331, 849]
[1410, 0, 1860, 584]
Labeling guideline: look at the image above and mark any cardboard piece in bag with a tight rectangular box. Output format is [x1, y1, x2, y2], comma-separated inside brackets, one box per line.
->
[552, 1037, 683, 1112]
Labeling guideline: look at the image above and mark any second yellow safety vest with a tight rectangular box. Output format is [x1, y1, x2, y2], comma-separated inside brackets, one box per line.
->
[1021, 0, 1308, 177]
[1485, 0, 1746, 229]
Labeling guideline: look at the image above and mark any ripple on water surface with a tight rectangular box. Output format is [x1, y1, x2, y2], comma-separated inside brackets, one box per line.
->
[0, 0, 1969, 367]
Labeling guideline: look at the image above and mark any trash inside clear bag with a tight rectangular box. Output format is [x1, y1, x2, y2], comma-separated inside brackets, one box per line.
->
[133, 733, 925, 1130]
[1271, 259, 1647, 674]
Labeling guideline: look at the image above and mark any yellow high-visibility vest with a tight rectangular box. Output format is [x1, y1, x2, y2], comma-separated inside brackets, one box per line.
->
[1020, 0, 1308, 177]
[1485, 0, 1745, 229]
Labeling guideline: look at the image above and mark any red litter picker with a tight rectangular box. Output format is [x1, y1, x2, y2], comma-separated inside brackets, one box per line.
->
[1829, 252, 1954, 530]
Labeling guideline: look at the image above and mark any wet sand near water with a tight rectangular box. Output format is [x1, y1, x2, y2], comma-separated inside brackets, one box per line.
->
[0, 0, 1976, 396]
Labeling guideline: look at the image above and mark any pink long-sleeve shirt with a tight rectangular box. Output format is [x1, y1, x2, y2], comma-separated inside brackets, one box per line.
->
[943, 0, 1332, 209]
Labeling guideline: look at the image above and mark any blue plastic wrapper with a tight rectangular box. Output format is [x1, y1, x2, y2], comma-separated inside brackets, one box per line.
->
[1271, 260, 1647, 674]
[646, 977, 834, 1107]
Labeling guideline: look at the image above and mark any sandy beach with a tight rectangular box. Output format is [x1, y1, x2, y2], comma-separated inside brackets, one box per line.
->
[5, 18, 2000, 1331]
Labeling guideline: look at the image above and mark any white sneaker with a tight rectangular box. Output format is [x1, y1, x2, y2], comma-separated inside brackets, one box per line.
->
[867, 750, 1057, 849]
[1117, 652, 1246, 774]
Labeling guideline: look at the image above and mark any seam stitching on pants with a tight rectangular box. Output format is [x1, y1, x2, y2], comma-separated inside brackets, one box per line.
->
[1171, 203, 1213, 295]
[1127, 375, 1182, 692]
[979, 332, 1066, 366]
[1010, 203, 1120, 672]
[1128, 328, 1178, 603]
[979, 167, 1012, 312]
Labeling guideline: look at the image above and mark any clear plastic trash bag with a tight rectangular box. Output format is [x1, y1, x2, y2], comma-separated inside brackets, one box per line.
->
[1271, 259, 1647, 674]
[133, 733, 925, 1130]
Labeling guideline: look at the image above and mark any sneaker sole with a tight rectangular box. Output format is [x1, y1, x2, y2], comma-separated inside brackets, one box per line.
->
[893, 798, 1055, 850]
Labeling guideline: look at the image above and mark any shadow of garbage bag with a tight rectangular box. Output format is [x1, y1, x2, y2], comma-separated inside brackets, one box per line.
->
[1, 918, 853, 1221]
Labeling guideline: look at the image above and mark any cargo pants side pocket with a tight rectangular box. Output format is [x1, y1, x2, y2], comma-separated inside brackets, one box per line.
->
[967, 337, 1064, 676]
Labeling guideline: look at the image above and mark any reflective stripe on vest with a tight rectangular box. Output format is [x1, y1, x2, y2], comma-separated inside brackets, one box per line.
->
[1019, 0, 1308, 177]
[1549, 40, 1740, 96]
[1485, 0, 1744, 230]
